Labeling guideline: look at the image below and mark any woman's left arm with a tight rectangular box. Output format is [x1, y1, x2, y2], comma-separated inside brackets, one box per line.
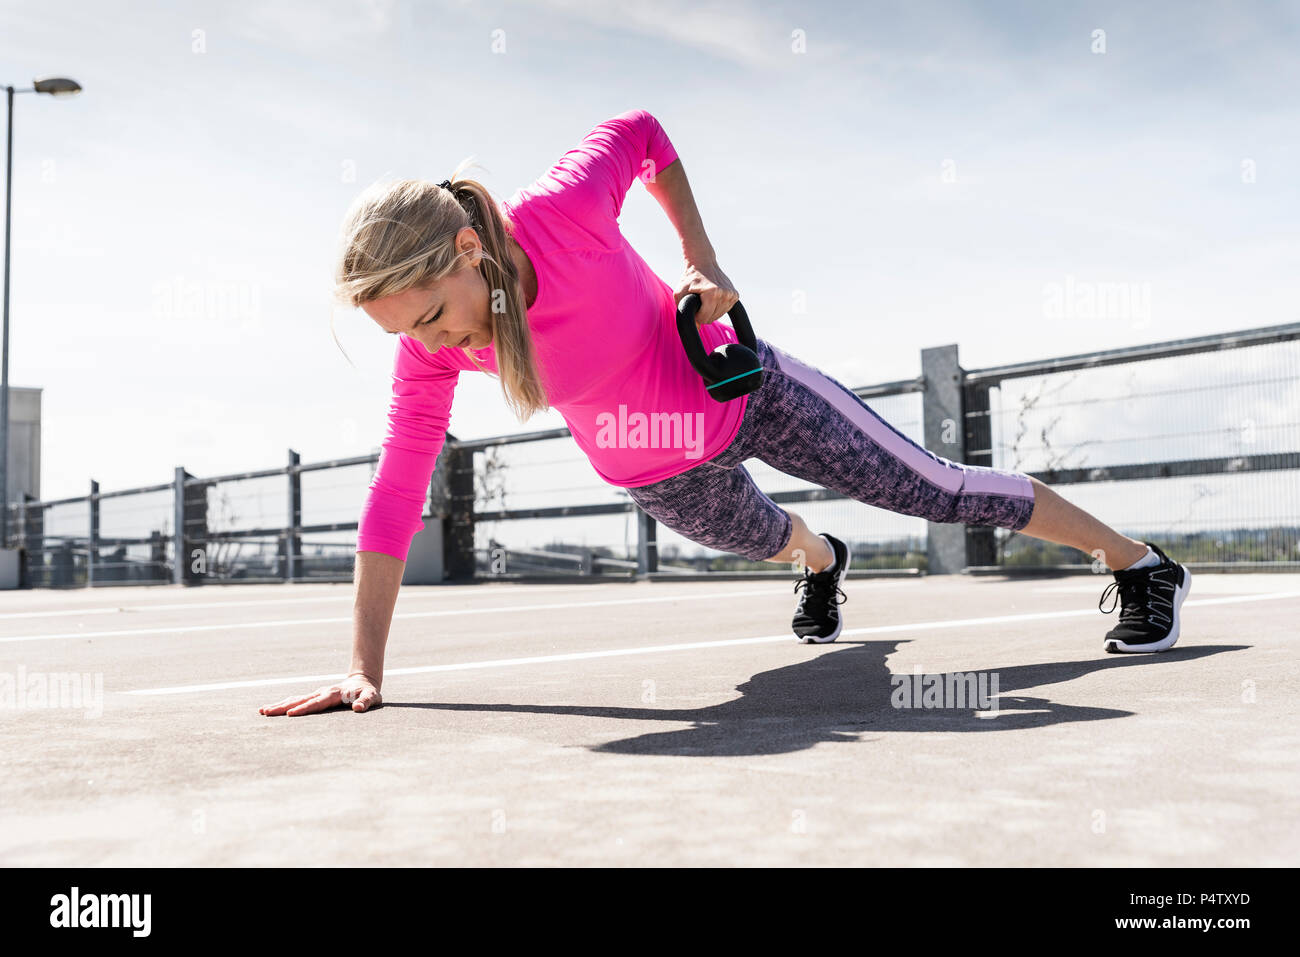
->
[644, 157, 739, 327]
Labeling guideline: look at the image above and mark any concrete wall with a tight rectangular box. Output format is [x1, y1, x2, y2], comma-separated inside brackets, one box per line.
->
[7, 386, 42, 503]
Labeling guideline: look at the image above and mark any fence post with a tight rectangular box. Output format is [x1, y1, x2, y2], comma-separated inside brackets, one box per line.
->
[173, 467, 211, 586]
[961, 380, 999, 567]
[17, 495, 28, 582]
[635, 505, 657, 578]
[921, 344, 967, 575]
[89, 479, 99, 588]
[186, 477, 211, 585]
[441, 437, 476, 581]
[286, 449, 301, 582]
[24, 493, 42, 587]
[174, 467, 187, 585]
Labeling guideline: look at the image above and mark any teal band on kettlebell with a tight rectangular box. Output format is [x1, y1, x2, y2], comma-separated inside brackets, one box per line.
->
[706, 367, 764, 390]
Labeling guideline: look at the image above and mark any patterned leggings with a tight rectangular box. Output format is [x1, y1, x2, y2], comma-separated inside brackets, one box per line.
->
[624, 338, 1037, 561]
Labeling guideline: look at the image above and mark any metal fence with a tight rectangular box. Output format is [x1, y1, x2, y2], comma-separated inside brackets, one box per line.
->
[961, 321, 1300, 574]
[9, 320, 1299, 587]
[9, 453, 378, 588]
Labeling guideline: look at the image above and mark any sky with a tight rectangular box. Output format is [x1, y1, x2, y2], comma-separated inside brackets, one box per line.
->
[3, 0, 1298, 556]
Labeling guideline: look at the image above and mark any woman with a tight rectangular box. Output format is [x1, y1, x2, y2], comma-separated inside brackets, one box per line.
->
[260, 109, 1191, 718]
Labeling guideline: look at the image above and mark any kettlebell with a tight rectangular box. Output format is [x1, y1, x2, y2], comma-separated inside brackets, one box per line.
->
[675, 293, 764, 402]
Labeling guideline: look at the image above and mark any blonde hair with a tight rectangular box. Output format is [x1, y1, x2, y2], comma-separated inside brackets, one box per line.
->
[332, 159, 550, 422]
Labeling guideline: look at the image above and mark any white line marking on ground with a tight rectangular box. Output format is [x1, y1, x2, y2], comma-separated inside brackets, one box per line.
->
[0, 607, 125, 620]
[0, 587, 818, 644]
[123, 589, 1300, 696]
[0, 579, 924, 621]
[0, 584, 612, 619]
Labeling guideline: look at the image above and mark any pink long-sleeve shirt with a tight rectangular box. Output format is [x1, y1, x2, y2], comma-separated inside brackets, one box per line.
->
[355, 109, 749, 562]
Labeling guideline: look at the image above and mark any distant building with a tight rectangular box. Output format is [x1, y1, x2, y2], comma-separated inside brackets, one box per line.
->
[7, 386, 41, 504]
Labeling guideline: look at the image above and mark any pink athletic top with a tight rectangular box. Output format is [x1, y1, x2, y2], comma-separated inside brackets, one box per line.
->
[355, 109, 749, 562]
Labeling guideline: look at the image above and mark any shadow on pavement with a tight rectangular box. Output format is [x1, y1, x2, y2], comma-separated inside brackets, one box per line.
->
[381, 642, 1246, 756]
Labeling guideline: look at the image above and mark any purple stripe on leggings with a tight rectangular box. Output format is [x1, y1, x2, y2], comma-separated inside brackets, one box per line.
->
[773, 347, 1034, 504]
[623, 337, 1037, 563]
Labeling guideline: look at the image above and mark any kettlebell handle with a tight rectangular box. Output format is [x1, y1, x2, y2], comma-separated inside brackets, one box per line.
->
[675, 293, 758, 384]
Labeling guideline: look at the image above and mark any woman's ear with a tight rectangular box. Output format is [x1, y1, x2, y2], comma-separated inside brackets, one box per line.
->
[458, 227, 485, 270]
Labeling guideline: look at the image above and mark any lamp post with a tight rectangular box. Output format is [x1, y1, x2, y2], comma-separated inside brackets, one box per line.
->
[2, 76, 81, 548]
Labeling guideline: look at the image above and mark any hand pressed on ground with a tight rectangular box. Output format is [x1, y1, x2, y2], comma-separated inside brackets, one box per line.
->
[259, 674, 381, 716]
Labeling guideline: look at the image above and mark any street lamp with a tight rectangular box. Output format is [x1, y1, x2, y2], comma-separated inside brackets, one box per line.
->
[2, 76, 81, 549]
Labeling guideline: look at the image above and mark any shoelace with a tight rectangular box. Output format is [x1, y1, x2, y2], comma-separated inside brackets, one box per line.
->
[793, 570, 847, 616]
[1099, 565, 1176, 626]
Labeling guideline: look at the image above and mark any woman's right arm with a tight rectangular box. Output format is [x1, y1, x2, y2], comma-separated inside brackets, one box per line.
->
[259, 549, 403, 716]
[261, 335, 460, 718]
[348, 549, 405, 691]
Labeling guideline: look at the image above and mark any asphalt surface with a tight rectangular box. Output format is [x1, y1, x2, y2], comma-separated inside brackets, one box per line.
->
[2, 572, 1297, 866]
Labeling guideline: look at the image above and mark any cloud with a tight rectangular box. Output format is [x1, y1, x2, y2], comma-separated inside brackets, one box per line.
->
[233, 0, 399, 54]
[524, 0, 845, 70]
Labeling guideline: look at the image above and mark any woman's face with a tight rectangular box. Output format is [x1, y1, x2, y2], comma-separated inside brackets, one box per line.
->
[363, 226, 494, 353]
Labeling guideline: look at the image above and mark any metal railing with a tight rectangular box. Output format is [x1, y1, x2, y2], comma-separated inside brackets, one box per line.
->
[452, 375, 930, 582]
[960, 321, 1300, 573]
[9, 452, 380, 587]
[9, 320, 1299, 587]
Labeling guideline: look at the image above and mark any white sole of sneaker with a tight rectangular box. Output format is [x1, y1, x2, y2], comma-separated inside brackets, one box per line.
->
[1104, 564, 1192, 654]
[797, 537, 852, 644]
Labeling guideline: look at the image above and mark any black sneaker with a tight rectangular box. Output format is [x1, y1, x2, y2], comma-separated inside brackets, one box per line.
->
[1098, 541, 1192, 653]
[792, 533, 850, 644]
